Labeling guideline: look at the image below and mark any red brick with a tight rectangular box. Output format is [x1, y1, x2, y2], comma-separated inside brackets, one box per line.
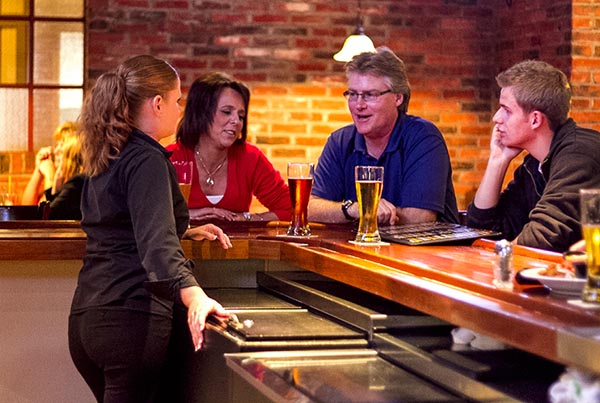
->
[211, 14, 248, 23]
[115, 0, 149, 6]
[253, 15, 287, 23]
[572, 70, 592, 83]
[272, 148, 307, 158]
[290, 86, 327, 96]
[573, 17, 594, 29]
[255, 136, 290, 145]
[457, 148, 491, 160]
[439, 113, 478, 125]
[160, 1, 188, 8]
[295, 137, 327, 146]
[289, 112, 324, 121]
[252, 85, 287, 95]
[272, 124, 308, 134]
[572, 98, 591, 109]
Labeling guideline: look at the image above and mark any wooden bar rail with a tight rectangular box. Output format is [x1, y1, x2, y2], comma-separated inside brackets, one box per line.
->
[277, 241, 600, 370]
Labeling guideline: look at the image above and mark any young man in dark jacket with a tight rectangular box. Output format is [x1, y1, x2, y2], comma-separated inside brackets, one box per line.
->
[467, 60, 600, 253]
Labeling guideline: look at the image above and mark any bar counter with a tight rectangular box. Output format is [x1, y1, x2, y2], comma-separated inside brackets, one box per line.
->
[1, 220, 600, 400]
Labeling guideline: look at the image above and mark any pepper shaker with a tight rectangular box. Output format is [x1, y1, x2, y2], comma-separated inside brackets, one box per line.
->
[493, 239, 514, 289]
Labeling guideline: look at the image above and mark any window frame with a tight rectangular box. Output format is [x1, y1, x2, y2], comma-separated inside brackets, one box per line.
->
[0, 0, 86, 152]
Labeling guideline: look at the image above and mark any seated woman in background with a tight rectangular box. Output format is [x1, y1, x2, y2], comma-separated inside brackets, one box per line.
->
[22, 121, 77, 205]
[167, 72, 291, 222]
[44, 130, 85, 220]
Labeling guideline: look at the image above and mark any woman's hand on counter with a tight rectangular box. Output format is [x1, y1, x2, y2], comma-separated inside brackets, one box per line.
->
[180, 286, 229, 351]
[189, 207, 240, 221]
[189, 207, 273, 222]
[183, 223, 232, 249]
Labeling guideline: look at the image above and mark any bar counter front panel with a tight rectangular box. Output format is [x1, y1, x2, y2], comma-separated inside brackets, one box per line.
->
[1, 221, 599, 402]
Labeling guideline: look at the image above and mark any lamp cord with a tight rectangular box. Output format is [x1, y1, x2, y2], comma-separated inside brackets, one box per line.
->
[357, 0, 363, 28]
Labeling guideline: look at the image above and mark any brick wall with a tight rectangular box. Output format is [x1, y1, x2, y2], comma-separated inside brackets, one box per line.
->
[570, 0, 600, 130]
[494, 0, 573, 188]
[2, 0, 589, 208]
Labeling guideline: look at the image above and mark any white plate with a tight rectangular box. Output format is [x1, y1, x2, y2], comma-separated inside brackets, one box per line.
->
[520, 267, 585, 296]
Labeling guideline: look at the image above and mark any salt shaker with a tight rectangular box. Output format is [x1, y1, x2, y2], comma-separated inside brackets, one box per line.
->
[493, 239, 514, 289]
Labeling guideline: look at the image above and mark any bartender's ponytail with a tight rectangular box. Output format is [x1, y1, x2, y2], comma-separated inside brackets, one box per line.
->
[79, 55, 179, 176]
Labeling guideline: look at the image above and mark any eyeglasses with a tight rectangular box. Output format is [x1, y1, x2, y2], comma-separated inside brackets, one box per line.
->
[343, 89, 392, 102]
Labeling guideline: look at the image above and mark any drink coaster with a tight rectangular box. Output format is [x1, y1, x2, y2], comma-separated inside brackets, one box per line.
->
[348, 240, 390, 247]
[567, 299, 600, 309]
[275, 234, 318, 238]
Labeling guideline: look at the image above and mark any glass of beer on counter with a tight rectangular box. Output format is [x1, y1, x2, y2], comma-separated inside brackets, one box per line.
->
[354, 165, 384, 243]
[286, 162, 313, 236]
[173, 160, 193, 203]
[581, 189, 600, 302]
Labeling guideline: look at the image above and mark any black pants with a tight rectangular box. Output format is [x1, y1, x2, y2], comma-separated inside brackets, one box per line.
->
[68, 308, 171, 403]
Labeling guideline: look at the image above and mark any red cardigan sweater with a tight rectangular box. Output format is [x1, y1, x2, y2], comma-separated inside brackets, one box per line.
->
[166, 141, 291, 220]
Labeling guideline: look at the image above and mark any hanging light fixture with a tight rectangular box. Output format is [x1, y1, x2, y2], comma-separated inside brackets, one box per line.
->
[333, 0, 376, 62]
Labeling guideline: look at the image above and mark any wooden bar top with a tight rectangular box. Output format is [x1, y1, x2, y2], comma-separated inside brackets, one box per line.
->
[1, 220, 599, 374]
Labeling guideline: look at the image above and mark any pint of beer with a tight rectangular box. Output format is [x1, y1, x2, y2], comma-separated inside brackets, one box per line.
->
[355, 166, 384, 243]
[179, 183, 191, 203]
[287, 163, 314, 236]
[173, 160, 193, 203]
[581, 189, 600, 302]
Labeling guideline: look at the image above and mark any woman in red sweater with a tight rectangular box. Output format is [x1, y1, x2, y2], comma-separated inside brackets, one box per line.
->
[167, 72, 291, 222]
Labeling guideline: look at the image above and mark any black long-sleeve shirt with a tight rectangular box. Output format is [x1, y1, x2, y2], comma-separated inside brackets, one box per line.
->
[44, 174, 85, 220]
[71, 129, 197, 317]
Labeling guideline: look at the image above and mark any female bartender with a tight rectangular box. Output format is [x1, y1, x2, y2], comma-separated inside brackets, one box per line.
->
[69, 55, 231, 402]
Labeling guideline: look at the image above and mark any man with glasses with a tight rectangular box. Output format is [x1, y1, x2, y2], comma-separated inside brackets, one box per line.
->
[309, 47, 459, 225]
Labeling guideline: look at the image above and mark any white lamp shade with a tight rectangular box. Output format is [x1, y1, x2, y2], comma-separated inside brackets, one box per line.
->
[333, 33, 376, 62]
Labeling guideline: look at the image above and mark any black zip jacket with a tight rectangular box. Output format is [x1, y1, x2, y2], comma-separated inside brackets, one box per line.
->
[467, 118, 600, 252]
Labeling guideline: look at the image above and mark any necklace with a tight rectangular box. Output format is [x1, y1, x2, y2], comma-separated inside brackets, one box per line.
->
[195, 151, 227, 187]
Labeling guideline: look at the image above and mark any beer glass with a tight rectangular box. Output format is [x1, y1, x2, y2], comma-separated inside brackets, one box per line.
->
[0, 193, 15, 206]
[173, 160, 193, 203]
[581, 189, 600, 302]
[354, 166, 384, 243]
[286, 162, 314, 236]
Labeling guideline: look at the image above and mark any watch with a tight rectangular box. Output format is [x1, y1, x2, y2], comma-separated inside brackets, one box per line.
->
[242, 212, 252, 221]
[341, 200, 355, 221]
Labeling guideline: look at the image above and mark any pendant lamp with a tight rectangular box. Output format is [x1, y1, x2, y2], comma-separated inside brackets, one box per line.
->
[333, 0, 375, 62]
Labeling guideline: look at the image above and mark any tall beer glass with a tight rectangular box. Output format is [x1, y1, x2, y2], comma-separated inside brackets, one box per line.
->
[354, 166, 384, 243]
[173, 160, 193, 203]
[581, 189, 600, 302]
[287, 163, 314, 236]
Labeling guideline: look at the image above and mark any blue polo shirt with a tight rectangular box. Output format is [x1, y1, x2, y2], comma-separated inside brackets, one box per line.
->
[312, 114, 459, 223]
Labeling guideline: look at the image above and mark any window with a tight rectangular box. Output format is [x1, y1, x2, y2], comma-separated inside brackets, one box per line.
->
[0, 0, 84, 151]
